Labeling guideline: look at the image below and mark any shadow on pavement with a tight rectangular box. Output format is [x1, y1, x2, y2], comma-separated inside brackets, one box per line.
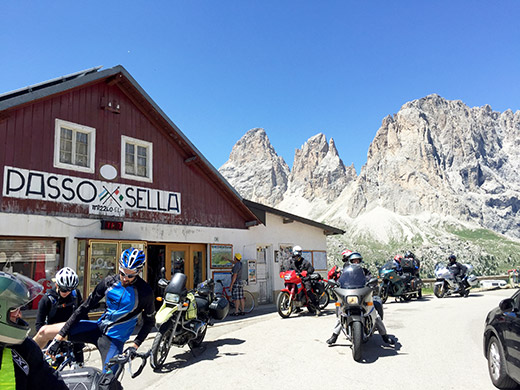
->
[153, 337, 245, 373]
[327, 334, 402, 364]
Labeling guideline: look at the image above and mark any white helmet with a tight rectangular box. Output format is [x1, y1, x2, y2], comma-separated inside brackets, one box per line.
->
[293, 245, 303, 256]
[55, 267, 79, 291]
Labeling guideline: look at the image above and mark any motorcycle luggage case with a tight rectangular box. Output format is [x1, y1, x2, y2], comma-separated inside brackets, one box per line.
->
[467, 275, 478, 286]
[401, 259, 416, 272]
[209, 296, 230, 320]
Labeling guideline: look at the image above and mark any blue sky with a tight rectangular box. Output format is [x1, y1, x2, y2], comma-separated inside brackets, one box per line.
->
[2, 1, 519, 173]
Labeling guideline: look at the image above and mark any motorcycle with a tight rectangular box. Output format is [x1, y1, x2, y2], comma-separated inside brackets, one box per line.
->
[150, 271, 229, 369]
[277, 270, 328, 317]
[378, 260, 423, 303]
[324, 265, 342, 303]
[434, 262, 478, 298]
[328, 264, 379, 362]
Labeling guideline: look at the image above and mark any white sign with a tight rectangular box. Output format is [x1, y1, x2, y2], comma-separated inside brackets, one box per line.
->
[3, 166, 181, 217]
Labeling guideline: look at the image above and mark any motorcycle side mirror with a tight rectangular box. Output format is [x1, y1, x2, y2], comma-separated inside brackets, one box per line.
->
[367, 277, 378, 287]
[328, 280, 339, 287]
[499, 298, 515, 313]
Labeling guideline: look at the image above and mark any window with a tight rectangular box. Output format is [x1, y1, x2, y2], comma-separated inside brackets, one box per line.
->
[54, 119, 96, 173]
[121, 135, 153, 182]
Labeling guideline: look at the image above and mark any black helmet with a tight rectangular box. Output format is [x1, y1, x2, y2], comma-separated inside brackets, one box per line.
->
[348, 252, 363, 264]
[404, 251, 415, 259]
[448, 254, 457, 262]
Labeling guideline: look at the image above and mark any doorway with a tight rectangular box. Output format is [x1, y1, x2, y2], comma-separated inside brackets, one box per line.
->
[148, 243, 207, 291]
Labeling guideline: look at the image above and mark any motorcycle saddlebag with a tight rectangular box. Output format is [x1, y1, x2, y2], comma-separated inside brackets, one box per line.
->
[60, 366, 103, 390]
[209, 296, 230, 320]
[467, 275, 478, 286]
[401, 259, 416, 272]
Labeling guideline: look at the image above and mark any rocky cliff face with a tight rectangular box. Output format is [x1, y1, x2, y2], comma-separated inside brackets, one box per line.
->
[346, 94, 520, 238]
[219, 95, 520, 243]
[219, 130, 355, 210]
[289, 133, 356, 202]
[218, 128, 290, 206]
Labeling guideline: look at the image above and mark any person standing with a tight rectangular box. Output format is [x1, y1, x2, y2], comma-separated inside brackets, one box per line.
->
[46, 248, 155, 372]
[33, 267, 85, 365]
[0, 271, 68, 390]
[229, 253, 245, 316]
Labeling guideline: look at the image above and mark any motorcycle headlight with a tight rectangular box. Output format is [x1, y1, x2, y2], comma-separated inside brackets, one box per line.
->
[347, 296, 359, 305]
[165, 293, 180, 303]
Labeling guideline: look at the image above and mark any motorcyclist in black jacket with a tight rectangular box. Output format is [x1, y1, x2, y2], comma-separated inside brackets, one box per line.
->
[447, 254, 466, 292]
[0, 271, 67, 390]
[288, 245, 319, 312]
[326, 252, 394, 346]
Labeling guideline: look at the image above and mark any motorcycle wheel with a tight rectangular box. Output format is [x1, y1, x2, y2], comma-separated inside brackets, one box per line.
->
[402, 294, 412, 302]
[380, 285, 389, 304]
[277, 292, 293, 318]
[351, 321, 363, 362]
[434, 283, 446, 298]
[150, 323, 173, 369]
[318, 290, 330, 310]
[188, 323, 207, 349]
[417, 289, 422, 299]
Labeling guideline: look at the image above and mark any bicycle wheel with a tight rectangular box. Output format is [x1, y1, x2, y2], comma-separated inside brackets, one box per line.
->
[242, 291, 255, 313]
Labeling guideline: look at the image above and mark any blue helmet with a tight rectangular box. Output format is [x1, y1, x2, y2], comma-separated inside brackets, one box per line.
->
[119, 248, 145, 271]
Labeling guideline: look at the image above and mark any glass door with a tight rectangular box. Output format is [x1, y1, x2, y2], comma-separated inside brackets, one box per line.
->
[165, 244, 207, 289]
[166, 244, 189, 281]
[189, 244, 206, 288]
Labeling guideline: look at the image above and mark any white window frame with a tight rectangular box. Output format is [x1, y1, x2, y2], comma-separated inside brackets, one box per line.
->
[53, 119, 96, 173]
[121, 135, 153, 183]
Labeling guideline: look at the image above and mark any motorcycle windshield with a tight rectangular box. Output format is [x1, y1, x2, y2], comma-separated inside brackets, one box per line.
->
[380, 261, 394, 271]
[338, 265, 366, 289]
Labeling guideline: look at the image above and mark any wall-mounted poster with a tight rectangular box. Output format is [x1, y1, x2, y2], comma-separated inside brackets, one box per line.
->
[312, 251, 327, 270]
[210, 244, 233, 268]
[248, 260, 257, 284]
[212, 271, 232, 294]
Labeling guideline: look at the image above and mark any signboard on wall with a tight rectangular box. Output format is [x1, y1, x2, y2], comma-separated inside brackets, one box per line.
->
[248, 260, 256, 284]
[2, 166, 181, 217]
[312, 251, 327, 270]
[210, 244, 233, 268]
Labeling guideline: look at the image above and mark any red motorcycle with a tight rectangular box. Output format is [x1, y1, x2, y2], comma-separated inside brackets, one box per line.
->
[277, 270, 327, 317]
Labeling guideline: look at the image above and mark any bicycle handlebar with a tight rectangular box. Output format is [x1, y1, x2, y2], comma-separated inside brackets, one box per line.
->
[106, 349, 150, 379]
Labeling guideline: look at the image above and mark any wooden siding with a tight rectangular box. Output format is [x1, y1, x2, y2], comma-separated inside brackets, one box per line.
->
[0, 79, 249, 228]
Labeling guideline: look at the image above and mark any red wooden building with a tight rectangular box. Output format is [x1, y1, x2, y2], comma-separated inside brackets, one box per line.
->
[0, 66, 343, 312]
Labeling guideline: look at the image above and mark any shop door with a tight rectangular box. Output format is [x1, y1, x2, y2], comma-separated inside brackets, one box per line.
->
[256, 246, 272, 304]
[166, 244, 189, 281]
[189, 244, 206, 288]
[165, 244, 206, 290]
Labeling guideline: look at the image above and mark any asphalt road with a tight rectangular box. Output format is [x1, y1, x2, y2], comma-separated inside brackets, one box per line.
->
[82, 289, 514, 390]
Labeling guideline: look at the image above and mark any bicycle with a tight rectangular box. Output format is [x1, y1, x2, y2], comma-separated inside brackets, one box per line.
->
[54, 344, 149, 390]
[43, 340, 88, 371]
[216, 279, 255, 314]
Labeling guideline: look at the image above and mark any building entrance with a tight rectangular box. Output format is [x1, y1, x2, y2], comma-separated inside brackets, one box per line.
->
[147, 243, 206, 291]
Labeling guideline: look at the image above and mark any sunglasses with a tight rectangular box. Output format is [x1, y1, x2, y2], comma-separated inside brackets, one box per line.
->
[119, 270, 138, 279]
[59, 287, 73, 293]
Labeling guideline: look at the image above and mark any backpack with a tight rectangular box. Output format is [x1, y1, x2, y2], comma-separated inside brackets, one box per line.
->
[47, 290, 79, 320]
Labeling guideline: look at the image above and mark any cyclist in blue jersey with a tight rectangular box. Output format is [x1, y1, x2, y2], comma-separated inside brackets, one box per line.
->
[46, 248, 155, 372]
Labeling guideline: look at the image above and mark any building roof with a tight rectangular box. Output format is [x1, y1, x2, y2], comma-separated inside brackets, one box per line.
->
[243, 199, 345, 236]
[0, 65, 260, 227]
